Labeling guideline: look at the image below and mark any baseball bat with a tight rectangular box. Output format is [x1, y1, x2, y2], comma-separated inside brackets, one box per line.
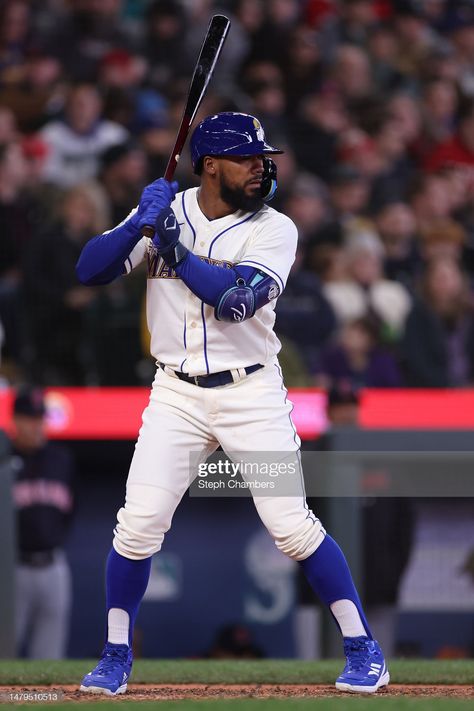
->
[142, 13, 231, 239]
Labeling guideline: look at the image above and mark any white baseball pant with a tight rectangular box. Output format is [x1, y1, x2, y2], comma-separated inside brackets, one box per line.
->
[113, 359, 325, 561]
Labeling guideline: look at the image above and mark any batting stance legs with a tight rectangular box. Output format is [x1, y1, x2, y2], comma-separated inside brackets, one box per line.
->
[80, 363, 388, 695]
[114, 363, 325, 562]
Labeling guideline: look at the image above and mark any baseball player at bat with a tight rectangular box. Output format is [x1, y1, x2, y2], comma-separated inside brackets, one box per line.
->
[76, 112, 389, 695]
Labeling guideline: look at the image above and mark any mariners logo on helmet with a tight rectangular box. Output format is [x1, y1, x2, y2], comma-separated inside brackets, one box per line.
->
[253, 117, 265, 142]
[190, 112, 283, 175]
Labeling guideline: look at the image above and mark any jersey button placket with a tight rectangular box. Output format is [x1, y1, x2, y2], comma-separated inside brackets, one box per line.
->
[185, 296, 205, 374]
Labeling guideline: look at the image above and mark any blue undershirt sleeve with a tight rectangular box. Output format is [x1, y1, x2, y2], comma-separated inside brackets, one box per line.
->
[175, 252, 254, 306]
[76, 219, 141, 286]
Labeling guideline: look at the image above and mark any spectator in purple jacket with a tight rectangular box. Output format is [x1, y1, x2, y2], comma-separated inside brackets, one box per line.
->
[401, 257, 474, 387]
[314, 316, 402, 390]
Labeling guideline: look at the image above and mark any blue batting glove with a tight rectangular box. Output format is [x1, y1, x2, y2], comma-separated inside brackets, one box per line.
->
[129, 178, 178, 232]
[153, 206, 188, 267]
[153, 207, 180, 251]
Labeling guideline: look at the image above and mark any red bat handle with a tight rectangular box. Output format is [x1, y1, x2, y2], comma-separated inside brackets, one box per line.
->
[142, 118, 191, 239]
[164, 119, 190, 181]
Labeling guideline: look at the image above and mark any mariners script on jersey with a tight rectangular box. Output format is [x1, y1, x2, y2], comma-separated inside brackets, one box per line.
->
[121, 187, 297, 375]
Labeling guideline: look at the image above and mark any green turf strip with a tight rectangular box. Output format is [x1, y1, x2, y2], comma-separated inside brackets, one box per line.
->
[0, 659, 473, 686]
[2, 699, 474, 711]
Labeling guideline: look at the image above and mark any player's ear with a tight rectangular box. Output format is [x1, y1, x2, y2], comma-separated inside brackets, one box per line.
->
[203, 156, 217, 175]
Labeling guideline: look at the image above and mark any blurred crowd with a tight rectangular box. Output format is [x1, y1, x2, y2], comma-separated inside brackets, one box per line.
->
[1, 0, 474, 391]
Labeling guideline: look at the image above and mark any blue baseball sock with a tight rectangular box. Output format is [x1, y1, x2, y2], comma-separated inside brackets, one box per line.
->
[299, 534, 372, 638]
[106, 547, 152, 646]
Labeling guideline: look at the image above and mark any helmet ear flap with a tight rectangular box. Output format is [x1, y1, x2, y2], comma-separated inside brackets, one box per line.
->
[261, 157, 277, 202]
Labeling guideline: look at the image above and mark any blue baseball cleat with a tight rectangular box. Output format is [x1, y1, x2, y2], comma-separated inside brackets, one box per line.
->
[335, 636, 390, 693]
[80, 642, 133, 695]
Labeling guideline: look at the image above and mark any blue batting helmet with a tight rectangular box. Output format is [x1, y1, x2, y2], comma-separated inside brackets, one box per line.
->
[190, 112, 283, 174]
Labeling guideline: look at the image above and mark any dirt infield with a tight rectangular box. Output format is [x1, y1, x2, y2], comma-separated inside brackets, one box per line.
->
[1, 684, 473, 701]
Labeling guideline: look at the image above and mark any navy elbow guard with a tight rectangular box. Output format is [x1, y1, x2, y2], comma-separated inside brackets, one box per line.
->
[215, 271, 280, 323]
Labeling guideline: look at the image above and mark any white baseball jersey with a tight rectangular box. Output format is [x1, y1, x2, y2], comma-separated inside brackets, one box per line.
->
[123, 187, 298, 376]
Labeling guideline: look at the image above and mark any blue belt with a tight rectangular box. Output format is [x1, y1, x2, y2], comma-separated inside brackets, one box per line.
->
[159, 363, 263, 388]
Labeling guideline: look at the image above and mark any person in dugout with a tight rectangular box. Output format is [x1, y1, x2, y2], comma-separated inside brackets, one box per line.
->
[8, 387, 75, 659]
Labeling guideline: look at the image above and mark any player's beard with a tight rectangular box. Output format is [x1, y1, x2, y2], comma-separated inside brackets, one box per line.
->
[219, 174, 264, 213]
